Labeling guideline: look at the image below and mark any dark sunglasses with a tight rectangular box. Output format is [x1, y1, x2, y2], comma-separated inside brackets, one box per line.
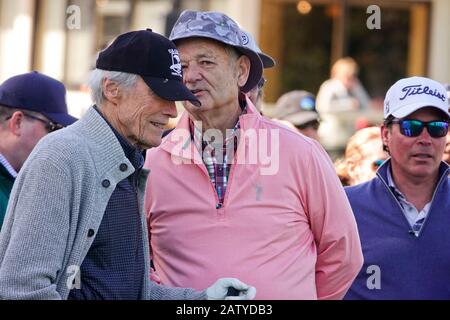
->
[6, 112, 63, 133]
[389, 119, 449, 138]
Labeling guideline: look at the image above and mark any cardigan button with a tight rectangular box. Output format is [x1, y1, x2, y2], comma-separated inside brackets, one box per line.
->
[119, 163, 128, 172]
[87, 229, 95, 237]
[102, 179, 110, 188]
[216, 203, 222, 209]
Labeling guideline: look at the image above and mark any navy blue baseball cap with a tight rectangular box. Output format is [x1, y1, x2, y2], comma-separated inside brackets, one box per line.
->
[96, 29, 200, 106]
[0, 71, 77, 126]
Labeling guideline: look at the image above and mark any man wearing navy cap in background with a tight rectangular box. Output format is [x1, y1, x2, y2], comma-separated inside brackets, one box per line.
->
[0, 71, 77, 227]
[0, 29, 255, 300]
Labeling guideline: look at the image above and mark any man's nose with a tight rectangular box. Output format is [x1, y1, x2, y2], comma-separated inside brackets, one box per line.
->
[164, 101, 177, 118]
[417, 126, 433, 145]
[183, 65, 202, 83]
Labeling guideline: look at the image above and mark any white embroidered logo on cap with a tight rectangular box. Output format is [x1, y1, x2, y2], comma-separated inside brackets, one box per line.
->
[399, 84, 446, 102]
[168, 49, 182, 77]
[240, 32, 249, 45]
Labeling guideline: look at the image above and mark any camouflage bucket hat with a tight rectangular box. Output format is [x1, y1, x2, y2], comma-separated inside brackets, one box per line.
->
[169, 10, 263, 93]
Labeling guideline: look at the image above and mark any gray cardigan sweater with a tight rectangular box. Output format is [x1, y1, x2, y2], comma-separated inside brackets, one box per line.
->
[0, 107, 206, 300]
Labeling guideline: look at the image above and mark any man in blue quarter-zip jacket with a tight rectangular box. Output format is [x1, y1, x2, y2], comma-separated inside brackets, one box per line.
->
[345, 76, 450, 300]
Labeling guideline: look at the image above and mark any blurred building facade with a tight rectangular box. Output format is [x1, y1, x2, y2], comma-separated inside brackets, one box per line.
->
[0, 0, 449, 143]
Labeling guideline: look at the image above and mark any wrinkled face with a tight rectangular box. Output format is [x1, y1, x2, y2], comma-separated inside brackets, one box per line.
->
[177, 38, 249, 114]
[382, 107, 448, 180]
[115, 78, 177, 149]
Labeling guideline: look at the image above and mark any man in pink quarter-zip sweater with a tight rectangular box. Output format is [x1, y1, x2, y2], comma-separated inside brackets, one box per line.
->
[144, 10, 363, 300]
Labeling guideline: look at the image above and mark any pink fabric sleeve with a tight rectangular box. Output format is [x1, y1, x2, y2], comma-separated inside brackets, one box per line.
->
[303, 141, 363, 300]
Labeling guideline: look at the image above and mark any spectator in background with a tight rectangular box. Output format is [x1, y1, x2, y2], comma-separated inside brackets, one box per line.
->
[272, 90, 321, 141]
[345, 76, 450, 299]
[335, 126, 387, 186]
[444, 83, 450, 165]
[0, 71, 77, 227]
[445, 130, 450, 165]
[444, 132, 450, 165]
[239, 29, 275, 112]
[316, 57, 370, 113]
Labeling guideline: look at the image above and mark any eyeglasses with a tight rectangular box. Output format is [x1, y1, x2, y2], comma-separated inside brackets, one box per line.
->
[389, 119, 449, 138]
[6, 112, 63, 133]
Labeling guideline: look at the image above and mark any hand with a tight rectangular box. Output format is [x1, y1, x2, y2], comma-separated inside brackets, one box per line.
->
[206, 278, 256, 300]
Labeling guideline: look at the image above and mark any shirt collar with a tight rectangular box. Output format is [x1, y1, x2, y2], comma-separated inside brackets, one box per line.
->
[386, 162, 406, 201]
[0, 153, 18, 178]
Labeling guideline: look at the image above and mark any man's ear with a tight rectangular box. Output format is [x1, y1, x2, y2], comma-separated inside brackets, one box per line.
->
[102, 78, 121, 104]
[8, 111, 25, 136]
[381, 124, 390, 151]
[236, 55, 251, 88]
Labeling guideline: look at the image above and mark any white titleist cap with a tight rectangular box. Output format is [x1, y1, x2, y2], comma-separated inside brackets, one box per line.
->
[384, 76, 449, 119]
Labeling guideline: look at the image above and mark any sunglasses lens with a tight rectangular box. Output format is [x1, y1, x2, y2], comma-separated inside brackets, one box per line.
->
[428, 121, 449, 137]
[398, 120, 448, 138]
[400, 120, 423, 137]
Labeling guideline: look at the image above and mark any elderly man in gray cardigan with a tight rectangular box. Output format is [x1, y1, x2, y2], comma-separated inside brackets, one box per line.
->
[0, 29, 256, 300]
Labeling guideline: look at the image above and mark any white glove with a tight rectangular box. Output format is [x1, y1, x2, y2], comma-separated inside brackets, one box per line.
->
[206, 278, 257, 300]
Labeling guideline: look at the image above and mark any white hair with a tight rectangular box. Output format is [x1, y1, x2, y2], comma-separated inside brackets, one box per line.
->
[88, 69, 140, 106]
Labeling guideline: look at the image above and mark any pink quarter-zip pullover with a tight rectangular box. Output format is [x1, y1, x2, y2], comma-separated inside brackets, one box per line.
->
[144, 98, 363, 299]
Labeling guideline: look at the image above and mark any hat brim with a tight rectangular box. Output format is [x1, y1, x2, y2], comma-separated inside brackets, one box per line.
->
[390, 102, 450, 119]
[228, 45, 263, 93]
[282, 111, 319, 126]
[142, 76, 201, 107]
[258, 52, 275, 68]
[41, 111, 78, 127]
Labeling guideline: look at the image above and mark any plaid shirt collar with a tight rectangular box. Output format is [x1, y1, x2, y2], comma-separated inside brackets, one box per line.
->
[190, 97, 247, 155]
[188, 96, 247, 204]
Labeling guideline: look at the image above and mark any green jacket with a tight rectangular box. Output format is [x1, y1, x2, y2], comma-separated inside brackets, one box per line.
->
[0, 163, 14, 227]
